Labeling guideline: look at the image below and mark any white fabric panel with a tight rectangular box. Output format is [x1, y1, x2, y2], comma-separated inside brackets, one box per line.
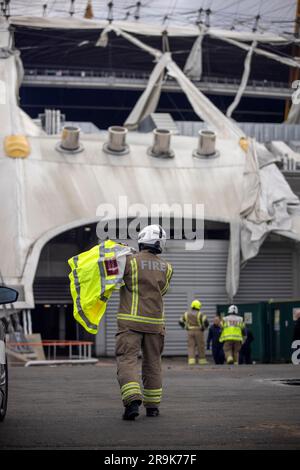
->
[99, 26, 243, 140]
[0, 54, 40, 137]
[226, 40, 257, 118]
[96, 24, 161, 59]
[183, 29, 205, 80]
[0, 340, 6, 364]
[167, 60, 244, 140]
[124, 54, 169, 129]
[8, 16, 299, 44]
[0, 54, 22, 135]
[287, 103, 300, 124]
[226, 221, 241, 301]
[240, 141, 300, 264]
[212, 33, 300, 69]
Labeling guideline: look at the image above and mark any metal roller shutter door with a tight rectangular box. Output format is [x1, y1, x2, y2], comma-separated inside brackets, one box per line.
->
[105, 240, 229, 356]
[235, 245, 294, 303]
[33, 277, 72, 303]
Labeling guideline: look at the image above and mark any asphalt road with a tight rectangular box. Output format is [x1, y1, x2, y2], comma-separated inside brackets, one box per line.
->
[0, 360, 299, 450]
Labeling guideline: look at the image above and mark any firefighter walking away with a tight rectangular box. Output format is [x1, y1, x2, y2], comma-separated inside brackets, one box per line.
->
[219, 305, 245, 365]
[179, 300, 209, 365]
[116, 224, 173, 421]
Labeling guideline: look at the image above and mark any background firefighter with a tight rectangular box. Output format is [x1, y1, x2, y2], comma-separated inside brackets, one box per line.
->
[219, 305, 246, 365]
[179, 300, 209, 365]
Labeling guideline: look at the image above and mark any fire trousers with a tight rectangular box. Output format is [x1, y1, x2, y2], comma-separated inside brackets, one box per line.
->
[223, 340, 242, 364]
[115, 329, 164, 408]
[187, 329, 206, 363]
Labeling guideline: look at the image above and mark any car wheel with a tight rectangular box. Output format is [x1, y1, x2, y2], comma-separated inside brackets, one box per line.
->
[0, 359, 8, 422]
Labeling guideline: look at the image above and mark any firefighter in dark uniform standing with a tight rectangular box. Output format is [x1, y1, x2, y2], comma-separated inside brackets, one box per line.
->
[116, 225, 173, 420]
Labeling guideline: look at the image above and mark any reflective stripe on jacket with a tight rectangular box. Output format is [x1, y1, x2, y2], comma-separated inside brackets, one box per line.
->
[181, 310, 208, 330]
[68, 240, 133, 334]
[219, 314, 245, 342]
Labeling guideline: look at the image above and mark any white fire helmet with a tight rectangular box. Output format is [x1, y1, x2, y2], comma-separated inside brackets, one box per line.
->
[228, 304, 239, 315]
[138, 224, 167, 253]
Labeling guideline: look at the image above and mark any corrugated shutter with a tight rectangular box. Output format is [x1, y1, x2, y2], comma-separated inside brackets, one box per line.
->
[33, 277, 72, 303]
[235, 245, 294, 303]
[105, 291, 121, 355]
[105, 241, 229, 356]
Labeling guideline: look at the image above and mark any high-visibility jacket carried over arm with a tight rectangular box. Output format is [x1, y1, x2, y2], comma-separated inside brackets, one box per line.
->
[68, 240, 134, 334]
[219, 315, 245, 342]
[179, 310, 209, 331]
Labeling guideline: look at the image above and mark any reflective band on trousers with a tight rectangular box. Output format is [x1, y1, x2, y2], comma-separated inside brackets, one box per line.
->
[143, 388, 162, 403]
[117, 313, 165, 325]
[121, 382, 142, 400]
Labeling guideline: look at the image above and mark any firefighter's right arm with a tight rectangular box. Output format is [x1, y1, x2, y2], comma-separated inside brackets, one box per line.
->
[179, 312, 187, 329]
[161, 263, 173, 296]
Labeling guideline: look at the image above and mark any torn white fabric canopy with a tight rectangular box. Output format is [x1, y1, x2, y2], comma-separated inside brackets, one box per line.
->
[212, 33, 300, 69]
[286, 102, 300, 124]
[100, 25, 243, 140]
[226, 40, 257, 118]
[184, 29, 206, 81]
[124, 54, 168, 129]
[8, 16, 299, 44]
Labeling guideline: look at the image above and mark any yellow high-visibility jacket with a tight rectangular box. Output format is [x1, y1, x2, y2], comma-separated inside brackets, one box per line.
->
[68, 240, 134, 334]
[219, 314, 245, 342]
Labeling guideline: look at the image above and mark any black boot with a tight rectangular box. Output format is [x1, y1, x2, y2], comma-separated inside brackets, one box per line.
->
[146, 407, 159, 417]
[123, 400, 140, 421]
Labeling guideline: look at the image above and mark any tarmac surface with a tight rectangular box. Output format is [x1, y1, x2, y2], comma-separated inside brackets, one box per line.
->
[0, 359, 299, 450]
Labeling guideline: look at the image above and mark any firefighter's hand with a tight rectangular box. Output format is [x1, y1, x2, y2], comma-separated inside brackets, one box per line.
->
[178, 320, 185, 329]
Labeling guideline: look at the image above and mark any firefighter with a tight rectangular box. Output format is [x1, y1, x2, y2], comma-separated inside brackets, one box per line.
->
[219, 305, 245, 365]
[116, 224, 173, 421]
[179, 300, 209, 365]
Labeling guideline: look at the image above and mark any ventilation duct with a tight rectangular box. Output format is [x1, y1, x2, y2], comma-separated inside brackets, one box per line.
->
[41, 109, 64, 135]
[193, 129, 219, 159]
[103, 126, 129, 155]
[148, 129, 174, 158]
[56, 126, 84, 154]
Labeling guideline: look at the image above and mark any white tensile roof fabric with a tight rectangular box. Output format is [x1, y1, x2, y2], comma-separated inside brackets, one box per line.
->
[8, 16, 299, 44]
[0, 18, 300, 312]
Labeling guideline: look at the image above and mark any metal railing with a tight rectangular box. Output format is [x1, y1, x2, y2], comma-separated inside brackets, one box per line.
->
[7, 340, 93, 361]
[23, 67, 289, 91]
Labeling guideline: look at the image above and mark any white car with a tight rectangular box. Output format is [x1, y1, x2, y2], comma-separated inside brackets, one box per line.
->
[0, 287, 18, 422]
